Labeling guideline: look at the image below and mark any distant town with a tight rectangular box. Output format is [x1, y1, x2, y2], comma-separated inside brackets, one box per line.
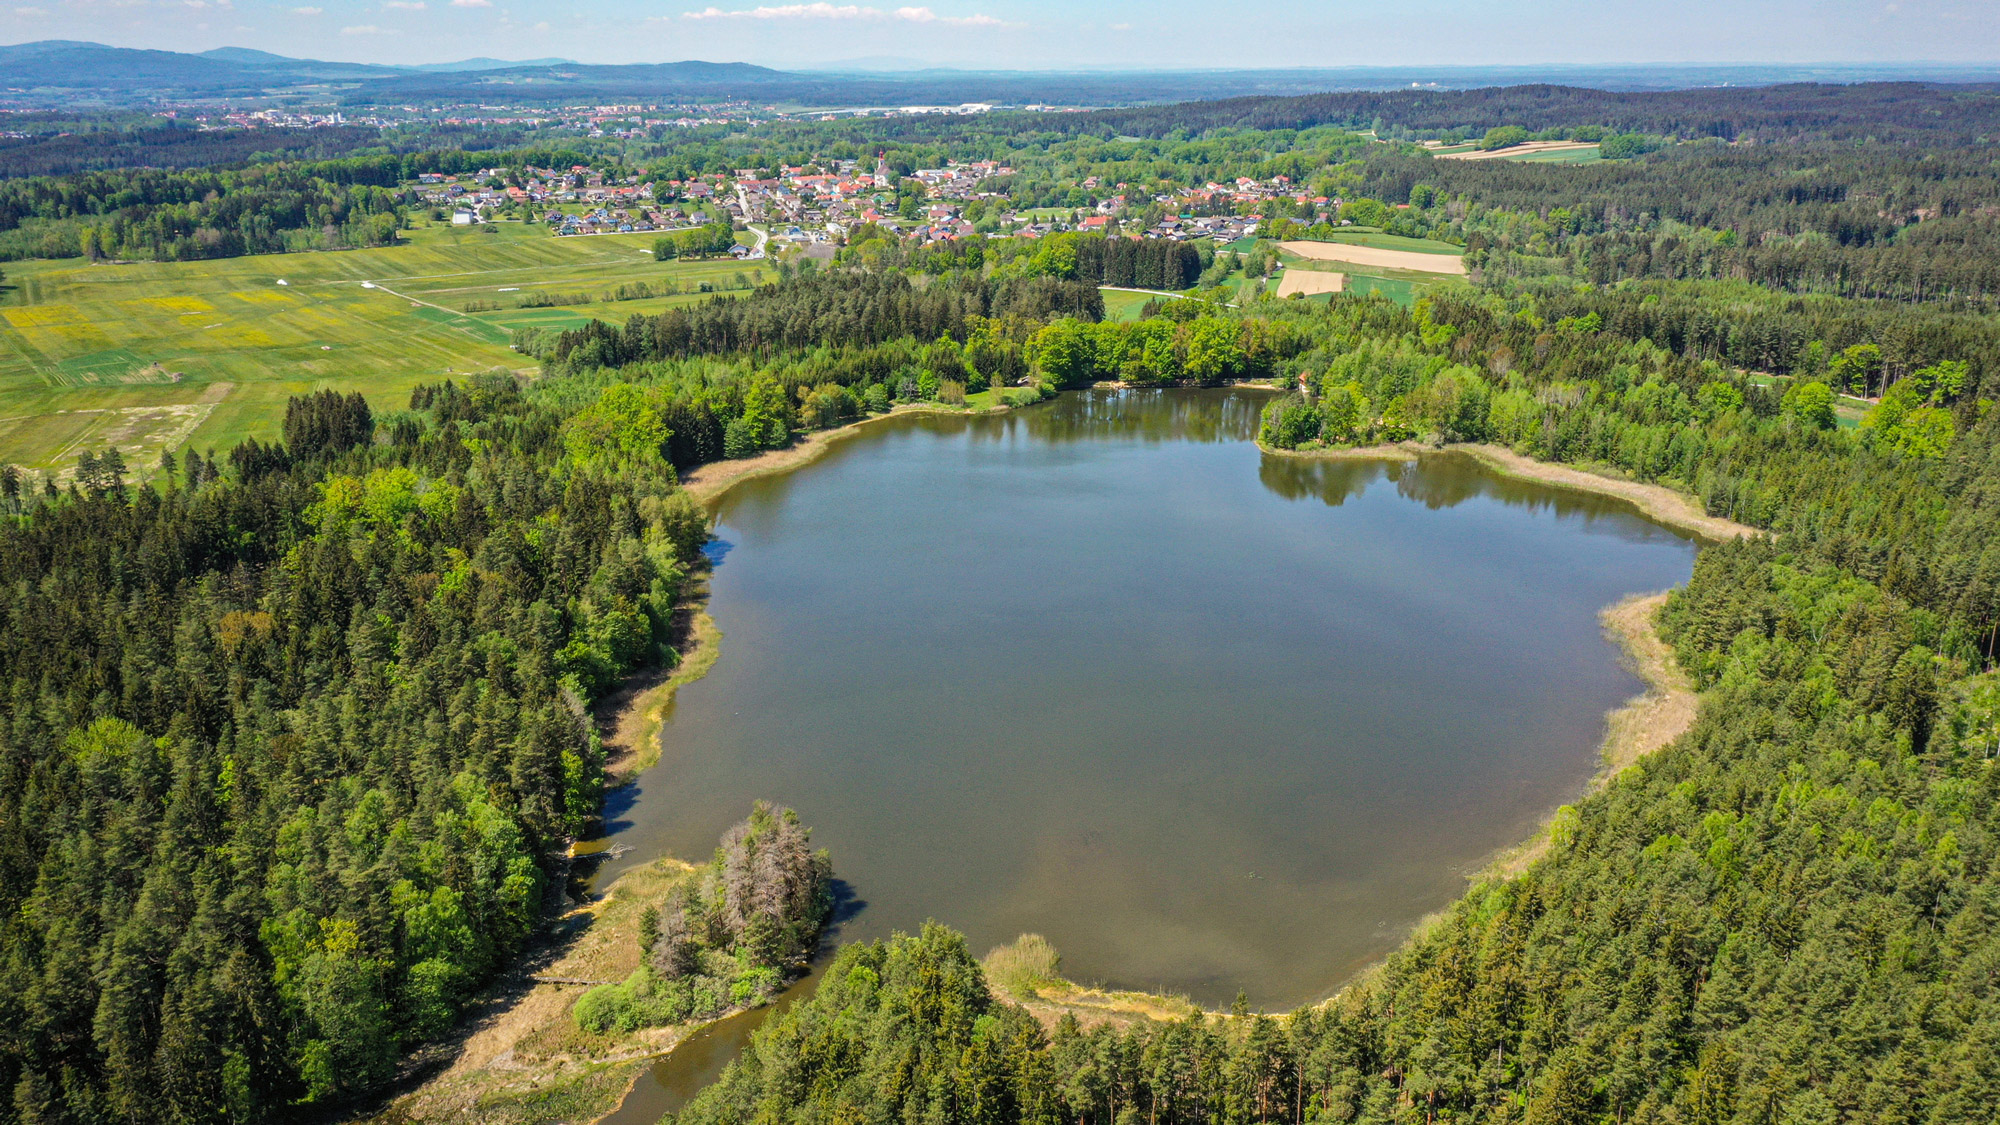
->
[413, 156, 1338, 250]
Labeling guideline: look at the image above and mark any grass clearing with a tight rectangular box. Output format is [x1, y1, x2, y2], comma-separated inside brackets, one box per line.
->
[0, 222, 768, 474]
[1100, 287, 1160, 322]
[982, 934, 1203, 1031]
[1344, 275, 1421, 306]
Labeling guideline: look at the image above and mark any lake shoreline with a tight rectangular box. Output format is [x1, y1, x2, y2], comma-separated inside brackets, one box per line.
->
[602, 401, 1721, 1022]
[1011, 587, 1702, 1028]
[361, 393, 1713, 1123]
[1470, 590, 1696, 884]
[1259, 438, 1757, 541]
[1446, 443, 1756, 542]
[600, 398, 1030, 783]
[678, 399, 1020, 504]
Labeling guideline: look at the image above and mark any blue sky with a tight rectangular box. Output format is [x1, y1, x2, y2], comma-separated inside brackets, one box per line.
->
[7, 0, 1998, 69]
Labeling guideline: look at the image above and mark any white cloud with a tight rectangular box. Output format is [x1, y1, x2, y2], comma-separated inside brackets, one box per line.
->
[292, 5, 322, 12]
[383, 1, 424, 9]
[450, 0, 492, 7]
[891, 5, 997, 24]
[682, 3, 1001, 26]
[12, 5, 48, 15]
[340, 22, 383, 33]
[532, 19, 548, 30]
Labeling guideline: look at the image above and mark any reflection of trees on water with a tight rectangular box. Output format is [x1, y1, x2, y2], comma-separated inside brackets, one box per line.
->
[1257, 456, 1390, 507]
[1010, 388, 1265, 445]
[913, 392, 1683, 542]
[1258, 449, 1684, 541]
[1397, 453, 1670, 536]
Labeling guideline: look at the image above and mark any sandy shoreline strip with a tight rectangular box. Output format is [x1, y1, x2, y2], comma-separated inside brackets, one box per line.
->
[679, 401, 1013, 504]
[1261, 439, 1757, 542]
[1446, 443, 1756, 541]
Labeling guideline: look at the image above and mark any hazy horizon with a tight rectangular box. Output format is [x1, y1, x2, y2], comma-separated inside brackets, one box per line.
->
[8, 0, 2000, 72]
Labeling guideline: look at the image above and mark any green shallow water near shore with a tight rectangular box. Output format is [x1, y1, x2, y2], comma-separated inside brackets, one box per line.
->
[593, 387, 1697, 1013]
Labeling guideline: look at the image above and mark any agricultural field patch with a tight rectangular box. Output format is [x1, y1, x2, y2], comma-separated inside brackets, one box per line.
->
[0, 400, 217, 482]
[1277, 240, 1468, 275]
[0, 223, 735, 470]
[1281, 230, 1463, 255]
[1435, 141, 1601, 162]
[1343, 275, 1420, 306]
[1275, 270, 1346, 298]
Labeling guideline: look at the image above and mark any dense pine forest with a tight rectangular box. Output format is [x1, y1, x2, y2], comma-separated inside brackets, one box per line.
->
[0, 382, 707, 1118]
[0, 146, 591, 261]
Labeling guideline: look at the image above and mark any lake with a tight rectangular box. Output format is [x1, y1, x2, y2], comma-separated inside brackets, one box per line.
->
[594, 387, 1697, 1011]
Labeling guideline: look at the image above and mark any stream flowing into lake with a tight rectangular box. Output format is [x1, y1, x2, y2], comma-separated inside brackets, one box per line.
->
[594, 387, 1698, 1120]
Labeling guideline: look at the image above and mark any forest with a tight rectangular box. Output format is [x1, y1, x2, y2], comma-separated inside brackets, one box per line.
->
[0, 164, 405, 261]
[0, 144, 599, 261]
[0, 381, 708, 1118]
[0, 123, 386, 180]
[1057, 81, 2000, 143]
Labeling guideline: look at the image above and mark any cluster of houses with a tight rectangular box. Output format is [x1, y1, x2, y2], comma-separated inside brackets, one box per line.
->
[414, 166, 671, 233]
[403, 155, 1335, 256]
[713, 161, 1336, 251]
[180, 108, 392, 129]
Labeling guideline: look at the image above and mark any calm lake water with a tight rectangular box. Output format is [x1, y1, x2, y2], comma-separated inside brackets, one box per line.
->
[595, 388, 1696, 1014]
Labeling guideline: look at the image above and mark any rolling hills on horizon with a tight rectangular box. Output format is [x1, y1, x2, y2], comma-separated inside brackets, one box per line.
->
[3, 40, 1999, 108]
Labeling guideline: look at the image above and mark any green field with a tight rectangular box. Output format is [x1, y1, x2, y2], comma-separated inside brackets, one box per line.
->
[1100, 288, 1164, 322]
[1276, 257, 1438, 301]
[0, 222, 767, 476]
[1269, 230, 1456, 307]
[1342, 275, 1420, 306]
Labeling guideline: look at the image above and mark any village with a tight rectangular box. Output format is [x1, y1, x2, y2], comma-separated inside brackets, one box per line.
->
[407, 154, 1344, 253]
